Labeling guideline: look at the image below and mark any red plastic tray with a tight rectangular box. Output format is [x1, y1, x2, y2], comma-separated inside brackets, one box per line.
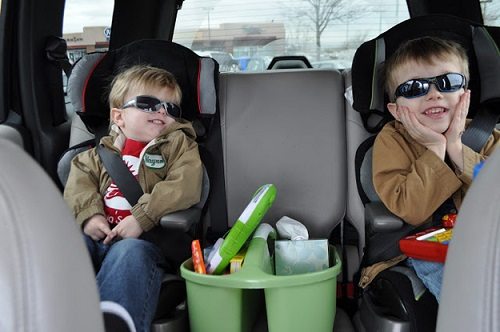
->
[399, 227, 451, 263]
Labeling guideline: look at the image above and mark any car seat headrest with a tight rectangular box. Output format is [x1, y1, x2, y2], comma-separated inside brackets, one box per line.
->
[351, 14, 500, 133]
[72, 39, 218, 136]
[267, 55, 313, 70]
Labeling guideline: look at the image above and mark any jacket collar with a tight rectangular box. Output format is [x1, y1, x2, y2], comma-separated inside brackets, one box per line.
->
[101, 119, 197, 152]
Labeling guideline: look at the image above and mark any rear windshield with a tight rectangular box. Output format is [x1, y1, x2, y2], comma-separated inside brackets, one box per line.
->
[173, 0, 411, 71]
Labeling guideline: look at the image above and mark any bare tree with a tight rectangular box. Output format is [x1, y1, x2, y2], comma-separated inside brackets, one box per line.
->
[283, 0, 363, 60]
[301, 0, 360, 49]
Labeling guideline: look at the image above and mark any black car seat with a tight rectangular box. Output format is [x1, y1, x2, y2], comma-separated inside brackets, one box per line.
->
[349, 14, 500, 332]
[57, 39, 219, 332]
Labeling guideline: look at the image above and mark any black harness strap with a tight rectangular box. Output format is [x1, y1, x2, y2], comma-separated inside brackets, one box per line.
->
[462, 105, 499, 152]
[97, 144, 143, 206]
[462, 26, 500, 152]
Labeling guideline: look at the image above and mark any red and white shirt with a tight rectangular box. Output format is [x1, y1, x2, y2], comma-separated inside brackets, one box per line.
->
[103, 138, 147, 225]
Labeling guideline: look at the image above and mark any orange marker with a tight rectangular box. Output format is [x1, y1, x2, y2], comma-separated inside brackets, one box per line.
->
[191, 240, 206, 274]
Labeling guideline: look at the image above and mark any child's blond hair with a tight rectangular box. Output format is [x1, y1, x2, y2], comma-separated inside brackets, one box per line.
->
[108, 65, 182, 112]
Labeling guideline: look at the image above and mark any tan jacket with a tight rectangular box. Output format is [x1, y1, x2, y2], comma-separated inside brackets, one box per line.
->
[63, 120, 203, 232]
[373, 120, 499, 226]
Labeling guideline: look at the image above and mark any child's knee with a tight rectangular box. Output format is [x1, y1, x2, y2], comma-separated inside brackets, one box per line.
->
[109, 238, 162, 263]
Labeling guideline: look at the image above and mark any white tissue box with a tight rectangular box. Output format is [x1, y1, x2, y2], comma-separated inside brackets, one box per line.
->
[274, 239, 329, 275]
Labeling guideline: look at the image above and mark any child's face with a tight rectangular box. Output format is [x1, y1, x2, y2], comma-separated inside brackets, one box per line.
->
[111, 86, 177, 142]
[387, 57, 466, 134]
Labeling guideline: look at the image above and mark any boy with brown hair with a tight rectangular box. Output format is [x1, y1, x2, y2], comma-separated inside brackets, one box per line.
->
[373, 36, 499, 301]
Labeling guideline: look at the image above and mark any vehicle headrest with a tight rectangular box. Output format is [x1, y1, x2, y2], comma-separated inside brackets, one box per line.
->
[71, 39, 218, 136]
[351, 14, 500, 133]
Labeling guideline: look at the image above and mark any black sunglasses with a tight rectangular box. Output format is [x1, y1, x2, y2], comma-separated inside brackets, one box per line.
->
[394, 73, 466, 100]
[122, 95, 182, 118]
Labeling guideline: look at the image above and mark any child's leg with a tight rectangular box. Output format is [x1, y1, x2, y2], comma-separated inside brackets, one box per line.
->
[407, 258, 444, 302]
[96, 238, 167, 332]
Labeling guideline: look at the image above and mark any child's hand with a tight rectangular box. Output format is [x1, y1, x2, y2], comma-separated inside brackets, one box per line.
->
[397, 105, 446, 159]
[445, 90, 470, 172]
[103, 215, 143, 245]
[83, 214, 111, 241]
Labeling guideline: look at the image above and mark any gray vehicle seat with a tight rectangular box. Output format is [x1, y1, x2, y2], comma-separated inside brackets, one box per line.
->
[0, 138, 105, 332]
[267, 55, 313, 70]
[0, 124, 24, 148]
[437, 147, 500, 331]
[214, 68, 353, 331]
[219, 69, 346, 236]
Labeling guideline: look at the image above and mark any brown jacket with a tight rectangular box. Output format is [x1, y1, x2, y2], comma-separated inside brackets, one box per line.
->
[63, 120, 203, 232]
[373, 120, 499, 226]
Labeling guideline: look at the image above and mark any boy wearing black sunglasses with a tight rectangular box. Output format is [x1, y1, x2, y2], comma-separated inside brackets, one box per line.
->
[372, 37, 499, 302]
[64, 65, 202, 331]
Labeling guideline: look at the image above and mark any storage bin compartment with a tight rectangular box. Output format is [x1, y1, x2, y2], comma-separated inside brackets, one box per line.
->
[181, 235, 341, 332]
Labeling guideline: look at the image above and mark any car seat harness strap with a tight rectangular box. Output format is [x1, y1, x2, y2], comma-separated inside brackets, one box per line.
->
[97, 144, 143, 206]
[462, 26, 500, 152]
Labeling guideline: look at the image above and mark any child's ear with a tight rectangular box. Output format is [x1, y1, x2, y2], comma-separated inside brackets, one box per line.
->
[387, 102, 400, 121]
[111, 108, 125, 127]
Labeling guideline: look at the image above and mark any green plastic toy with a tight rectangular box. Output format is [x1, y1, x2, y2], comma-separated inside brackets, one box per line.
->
[206, 184, 277, 274]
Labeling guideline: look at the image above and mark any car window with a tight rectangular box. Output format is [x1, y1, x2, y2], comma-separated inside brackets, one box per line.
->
[63, 0, 114, 64]
[61, 0, 500, 73]
[482, 0, 500, 26]
[173, 0, 410, 71]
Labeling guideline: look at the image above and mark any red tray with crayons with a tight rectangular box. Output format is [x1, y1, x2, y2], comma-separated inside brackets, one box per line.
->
[399, 214, 457, 263]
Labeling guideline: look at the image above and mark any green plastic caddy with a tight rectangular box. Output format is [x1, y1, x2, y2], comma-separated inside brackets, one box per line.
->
[181, 232, 341, 332]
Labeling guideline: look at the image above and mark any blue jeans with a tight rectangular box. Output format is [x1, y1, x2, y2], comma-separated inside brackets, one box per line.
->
[85, 236, 167, 332]
[407, 258, 444, 302]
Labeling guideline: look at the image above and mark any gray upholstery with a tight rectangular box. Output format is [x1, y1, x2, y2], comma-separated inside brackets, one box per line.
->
[344, 71, 371, 252]
[57, 143, 93, 186]
[437, 147, 500, 332]
[67, 53, 106, 114]
[0, 124, 24, 148]
[66, 53, 105, 147]
[0, 139, 104, 331]
[219, 69, 346, 238]
[359, 147, 379, 203]
[69, 115, 94, 147]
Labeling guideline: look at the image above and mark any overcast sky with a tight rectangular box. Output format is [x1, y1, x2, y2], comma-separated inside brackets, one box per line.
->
[63, 0, 500, 43]
[63, 0, 407, 33]
[63, 0, 114, 33]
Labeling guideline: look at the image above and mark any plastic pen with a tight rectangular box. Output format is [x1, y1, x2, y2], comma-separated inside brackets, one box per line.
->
[416, 228, 446, 241]
[191, 240, 207, 274]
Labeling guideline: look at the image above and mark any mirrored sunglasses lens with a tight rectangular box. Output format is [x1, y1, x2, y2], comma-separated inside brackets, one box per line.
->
[135, 96, 161, 112]
[136, 102, 154, 112]
[166, 103, 181, 118]
[438, 74, 464, 91]
[401, 80, 427, 98]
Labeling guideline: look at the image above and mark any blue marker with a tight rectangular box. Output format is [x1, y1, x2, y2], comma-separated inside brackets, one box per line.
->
[473, 160, 485, 180]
